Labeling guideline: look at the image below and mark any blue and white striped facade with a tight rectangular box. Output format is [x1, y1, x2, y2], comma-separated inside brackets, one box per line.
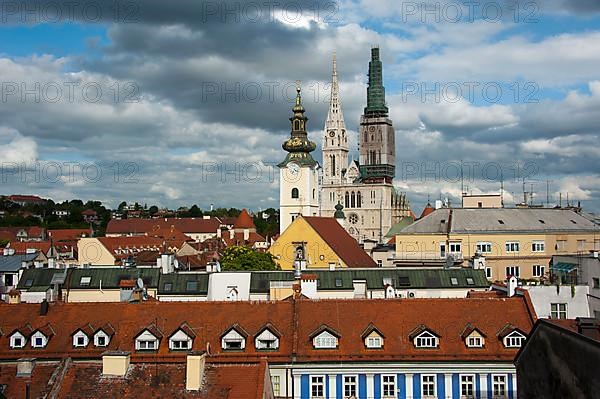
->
[269, 363, 517, 399]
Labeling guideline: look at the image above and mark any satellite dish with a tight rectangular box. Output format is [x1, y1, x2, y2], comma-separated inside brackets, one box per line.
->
[136, 278, 144, 289]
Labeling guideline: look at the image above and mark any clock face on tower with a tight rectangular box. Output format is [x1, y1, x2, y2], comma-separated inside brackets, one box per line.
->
[288, 162, 300, 175]
[329, 130, 335, 137]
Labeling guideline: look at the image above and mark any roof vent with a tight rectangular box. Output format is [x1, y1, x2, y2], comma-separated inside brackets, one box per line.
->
[538, 219, 545, 224]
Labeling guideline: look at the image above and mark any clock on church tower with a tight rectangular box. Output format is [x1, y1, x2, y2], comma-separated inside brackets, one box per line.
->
[278, 86, 320, 234]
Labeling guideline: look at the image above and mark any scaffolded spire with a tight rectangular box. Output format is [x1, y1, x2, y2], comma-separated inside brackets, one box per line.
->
[364, 46, 389, 117]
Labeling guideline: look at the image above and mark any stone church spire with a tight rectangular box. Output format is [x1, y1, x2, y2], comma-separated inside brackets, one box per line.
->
[325, 52, 346, 132]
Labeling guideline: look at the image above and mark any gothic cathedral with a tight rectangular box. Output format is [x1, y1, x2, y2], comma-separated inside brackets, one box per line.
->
[320, 48, 411, 242]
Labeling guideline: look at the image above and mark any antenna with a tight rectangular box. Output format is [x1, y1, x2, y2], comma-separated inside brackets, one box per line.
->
[500, 178, 504, 207]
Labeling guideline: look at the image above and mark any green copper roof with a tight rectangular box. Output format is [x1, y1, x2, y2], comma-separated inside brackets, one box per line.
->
[279, 86, 317, 167]
[334, 202, 345, 219]
[364, 47, 389, 116]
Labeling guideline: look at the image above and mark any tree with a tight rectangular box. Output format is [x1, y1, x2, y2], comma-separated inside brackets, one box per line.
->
[118, 201, 127, 211]
[189, 204, 202, 217]
[148, 205, 159, 215]
[220, 246, 280, 271]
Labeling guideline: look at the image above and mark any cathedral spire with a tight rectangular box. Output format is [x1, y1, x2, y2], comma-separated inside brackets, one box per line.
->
[325, 52, 346, 132]
[364, 47, 389, 117]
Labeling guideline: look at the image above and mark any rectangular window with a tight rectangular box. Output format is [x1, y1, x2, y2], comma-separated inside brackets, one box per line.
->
[224, 340, 242, 350]
[593, 278, 600, 289]
[449, 242, 461, 253]
[492, 375, 507, 397]
[271, 375, 280, 396]
[594, 239, 600, 250]
[97, 335, 107, 346]
[440, 243, 446, 258]
[551, 303, 567, 319]
[467, 336, 483, 348]
[505, 333, 525, 348]
[377, 259, 383, 267]
[460, 375, 475, 398]
[343, 375, 357, 398]
[486, 267, 492, 279]
[476, 242, 492, 253]
[421, 375, 436, 397]
[138, 340, 156, 350]
[577, 240, 586, 251]
[556, 240, 567, 251]
[4, 274, 14, 287]
[171, 340, 189, 350]
[76, 336, 86, 346]
[531, 241, 545, 252]
[13, 337, 23, 348]
[505, 242, 520, 252]
[34, 337, 44, 347]
[415, 333, 437, 348]
[532, 265, 545, 278]
[505, 266, 520, 278]
[366, 336, 382, 348]
[163, 282, 173, 292]
[311, 376, 325, 398]
[382, 375, 396, 398]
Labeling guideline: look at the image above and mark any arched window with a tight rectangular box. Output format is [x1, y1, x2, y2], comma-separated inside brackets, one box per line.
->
[291, 188, 299, 199]
[294, 120, 300, 130]
[345, 192, 350, 208]
[364, 132, 368, 142]
[357, 191, 362, 208]
[351, 191, 356, 208]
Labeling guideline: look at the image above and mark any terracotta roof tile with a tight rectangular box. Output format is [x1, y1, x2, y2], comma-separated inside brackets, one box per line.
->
[48, 229, 91, 241]
[302, 216, 377, 267]
[233, 209, 256, 229]
[106, 218, 220, 235]
[8, 241, 51, 254]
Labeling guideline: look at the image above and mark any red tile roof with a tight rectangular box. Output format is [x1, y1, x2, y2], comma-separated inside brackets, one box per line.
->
[48, 229, 91, 242]
[420, 203, 434, 219]
[233, 209, 256, 229]
[302, 216, 377, 268]
[106, 218, 220, 235]
[97, 236, 166, 255]
[0, 296, 535, 363]
[8, 241, 51, 254]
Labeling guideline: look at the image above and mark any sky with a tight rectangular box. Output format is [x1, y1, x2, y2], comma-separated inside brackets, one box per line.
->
[1, 0, 599, 215]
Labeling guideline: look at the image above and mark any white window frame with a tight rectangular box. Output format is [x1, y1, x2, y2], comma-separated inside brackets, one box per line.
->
[313, 331, 338, 349]
[439, 242, 446, 258]
[343, 375, 358, 398]
[531, 241, 545, 252]
[492, 374, 507, 398]
[476, 242, 492, 254]
[485, 267, 492, 279]
[73, 331, 89, 348]
[135, 330, 159, 351]
[460, 374, 476, 399]
[532, 264, 545, 278]
[414, 330, 438, 348]
[505, 241, 520, 253]
[31, 332, 47, 348]
[421, 374, 436, 398]
[366, 335, 383, 349]
[221, 329, 245, 350]
[381, 374, 396, 398]
[271, 375, 281, 396]
[94, 330, 110, 347]
[556, 240, 567, 251]
[255, 329, 279, 350]
[169, 329, 192, 351]
[10, 333, 25, 349]
[504, 331, 526, 348]
[466, 335, 484, 348]
[310, 375, 325, 399]
[577, 239, 586, 251]
[551, 303, 568, 319]
[505, 266, 520, 278]
[449, 242, 462, 254]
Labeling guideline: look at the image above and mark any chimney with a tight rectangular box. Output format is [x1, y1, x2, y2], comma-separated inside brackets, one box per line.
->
[576, 318, 600, 341]
[40, 299, 49, 315]
[8, 289, 22, 304]
[16, 358, 36, 377]
[102, 351, 130, 377]
[186, 351, 207, 391]
[507, 275, 518, 297]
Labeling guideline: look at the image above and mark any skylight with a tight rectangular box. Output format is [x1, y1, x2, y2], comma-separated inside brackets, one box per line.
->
[80, 276, 92, 286]
[186, 281, 198, 291]
[450, 278, 458, 286]
[466, 278, 475, 285]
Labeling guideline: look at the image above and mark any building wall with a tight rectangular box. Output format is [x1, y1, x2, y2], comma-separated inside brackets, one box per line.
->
[525, 285, 590, 319]
[279, 166, 320, 234]
[207, 272, 251, 300]
[396, 231, 599, 281]
[269, 218, 347, 271]
[462, 195, 502, 208]
[66, 288, 157, 302]
[78, 238, 116, 266]
[269, 364, 518, 399]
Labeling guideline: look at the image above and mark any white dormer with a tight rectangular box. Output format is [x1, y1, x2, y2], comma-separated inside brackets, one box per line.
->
[221, 326, 246, 350]
[255, 327, 280, 350]
[169, 325, 194, 351]
[73, 331, 89, 348]
[412, 330, 439, 348]
[10, 332, 26, 349]
[313, 330, 338, 349]
[465, 331, 484, 348]
[503, 330, 526, 348]
[135, 330, 160, 351]
[94, 330, 110, 347]
[31, 331, 48, 348]
[361, 323, 384, 349]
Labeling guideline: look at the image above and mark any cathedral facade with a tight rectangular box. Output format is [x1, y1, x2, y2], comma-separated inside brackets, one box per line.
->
[319, 48, 411, 242]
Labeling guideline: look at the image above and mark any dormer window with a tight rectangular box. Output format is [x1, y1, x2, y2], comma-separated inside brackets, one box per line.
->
[255, 326, 280, 350]
[361, 323, 384, 349]
[410, 325, 440, 348]
[94, 323, 115, 347]
[221, 325, 247, 350]
[169, 323, 195, 351]
[309, 325, 341, 350]
[10, 332, 26, 349]
[73, 331, 89, 348]
[30, 324, 54, 349]
[503, 330, 526, 348]
[135, 325, 163, 351]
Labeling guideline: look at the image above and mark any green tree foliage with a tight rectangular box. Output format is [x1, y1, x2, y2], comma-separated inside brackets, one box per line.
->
[220, 246, 280, 271]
